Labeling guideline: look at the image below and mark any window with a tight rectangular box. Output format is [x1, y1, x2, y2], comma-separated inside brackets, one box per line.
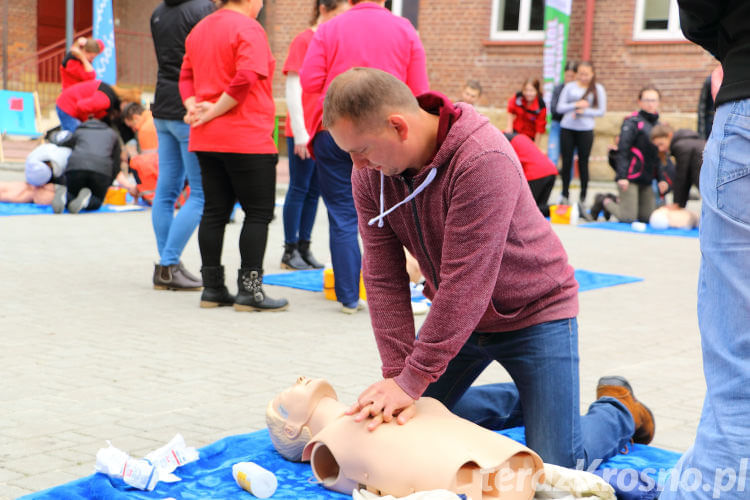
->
[633, 0, 685, 41]
[387, 0, 419, 29]
[490, 0, 545, 41]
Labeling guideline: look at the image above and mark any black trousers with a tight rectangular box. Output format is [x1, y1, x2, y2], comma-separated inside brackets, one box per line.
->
[196, 152, 277, 270]
[559, 128, 594, 201]
[65, 169, 111, 211]
[527, 175, 555, 216]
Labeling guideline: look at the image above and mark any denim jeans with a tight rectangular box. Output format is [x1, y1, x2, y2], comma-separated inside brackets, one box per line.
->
[547, 120, 561, 166]
[659, 99, 750, 500]
[152, 119, 204, 266]
[56, 106, 81, 132]
[312, 131, 361, 306]
[283, 136, 320, 243]
[426, 318, 634, 468]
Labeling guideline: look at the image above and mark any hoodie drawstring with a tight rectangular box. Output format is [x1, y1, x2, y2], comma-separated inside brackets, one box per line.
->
[368, 167, 438, 227]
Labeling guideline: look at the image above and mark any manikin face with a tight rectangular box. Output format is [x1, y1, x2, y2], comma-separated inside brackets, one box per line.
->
[461, 86, 480, 105]
[329, 116, 413, 177]
[652, 135, 672, 154]
[639, 90, 661, 115]
[271, 377, 337, 424]
[576, 65, 593, 86]
[522, 83, 538, 102]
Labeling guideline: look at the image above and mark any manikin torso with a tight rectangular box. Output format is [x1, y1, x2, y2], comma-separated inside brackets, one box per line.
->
[267, 378, 544, 499]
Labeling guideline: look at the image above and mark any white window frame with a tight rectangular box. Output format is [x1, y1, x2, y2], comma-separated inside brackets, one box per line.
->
[390, 0, 403, 16]
[490, 0, 545, 42]
[632, 0, 685, 41]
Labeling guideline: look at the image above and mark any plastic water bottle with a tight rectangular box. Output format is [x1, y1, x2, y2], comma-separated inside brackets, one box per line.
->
[232, 462, 278, 498]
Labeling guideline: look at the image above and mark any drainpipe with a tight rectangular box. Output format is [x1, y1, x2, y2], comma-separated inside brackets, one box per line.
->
[3, 0, 8, 89]
[66, 0, 74, 50]
[582, 0, 595, 61]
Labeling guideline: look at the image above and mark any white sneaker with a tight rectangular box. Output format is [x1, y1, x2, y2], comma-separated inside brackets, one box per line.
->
[52, 185, 67, 214]
[411, 301, 430, 316]
[341, 299, 366, 315]
[68, 188, 92, 214]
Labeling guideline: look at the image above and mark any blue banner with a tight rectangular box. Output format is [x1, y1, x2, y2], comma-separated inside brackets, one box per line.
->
[92, 0, 116, 85]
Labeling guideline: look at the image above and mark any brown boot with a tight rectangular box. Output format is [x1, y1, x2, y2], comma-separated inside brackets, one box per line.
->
[596, 376, 655, 445]
[153, 263, 203, 291]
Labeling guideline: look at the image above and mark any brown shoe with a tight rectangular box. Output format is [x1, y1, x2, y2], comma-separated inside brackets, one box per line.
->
[596, 376, 655, 445]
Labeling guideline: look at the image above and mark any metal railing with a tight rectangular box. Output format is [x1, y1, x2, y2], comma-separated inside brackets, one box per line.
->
[2, 27, 156, 113]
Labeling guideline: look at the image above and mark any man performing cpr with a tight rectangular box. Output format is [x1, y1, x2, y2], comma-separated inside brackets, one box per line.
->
[323, 67, 655, 468]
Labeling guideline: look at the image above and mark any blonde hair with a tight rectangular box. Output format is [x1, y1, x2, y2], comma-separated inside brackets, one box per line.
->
[322, 67, 420, 131]
[112, 86, 142, 104]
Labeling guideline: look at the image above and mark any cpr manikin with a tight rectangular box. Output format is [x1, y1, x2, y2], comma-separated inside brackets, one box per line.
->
[266, 377, 544, 499]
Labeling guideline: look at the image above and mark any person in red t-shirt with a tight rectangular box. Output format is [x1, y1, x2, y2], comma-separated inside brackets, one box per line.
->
[60, 37, 104, 89]
[180, 0, 287, 312]
[55, 80, 121, 132]
[280, 0, 349, 271]
[504, 132, 558, 216]
[506, 78, 547, 142]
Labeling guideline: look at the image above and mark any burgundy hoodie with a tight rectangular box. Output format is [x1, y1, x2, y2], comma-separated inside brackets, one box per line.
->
[352, 95, 579, 399]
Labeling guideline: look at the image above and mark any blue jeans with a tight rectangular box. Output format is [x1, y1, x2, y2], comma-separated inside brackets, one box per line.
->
[312, 131, 361, 306]
[283, 136, 320, 243]
[152, 119, 204, 266]
[427, 318, 634, 468]
[660, 99, 750, 499]
[56, 106, 81, 132]
[547, 120, 561, 166]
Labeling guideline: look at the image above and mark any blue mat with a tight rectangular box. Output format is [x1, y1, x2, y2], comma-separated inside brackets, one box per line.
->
[22, 427, 681, 500]
[0, 201, 145, 216]
[581, 222, 698, 238]
[263, 269, 643, 294]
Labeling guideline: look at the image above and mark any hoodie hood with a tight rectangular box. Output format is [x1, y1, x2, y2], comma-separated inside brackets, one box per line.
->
[367, 92, 470, 228]
[366, 98, 493, 228]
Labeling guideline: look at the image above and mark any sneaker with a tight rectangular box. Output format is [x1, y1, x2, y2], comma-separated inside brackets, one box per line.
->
[596, 376, 655, 444]
[52, 185, 67, 214]
[341, 299, 366, 315]
[68, 188, 92, 214]
[578, 202, 594, 222]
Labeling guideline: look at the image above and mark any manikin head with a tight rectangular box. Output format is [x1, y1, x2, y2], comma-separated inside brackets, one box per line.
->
[266, 377, 338, 461]
[323, 67, 428, 177]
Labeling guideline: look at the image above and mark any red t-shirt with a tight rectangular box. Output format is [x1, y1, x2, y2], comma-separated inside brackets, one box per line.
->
[56, 80, 111, 122]
[60, 54, 97, 89]
[283, 29, 318, 140]
[508, 132, 558, 181]
[182, 9, 276, 154]
[507, 93, 547, 140]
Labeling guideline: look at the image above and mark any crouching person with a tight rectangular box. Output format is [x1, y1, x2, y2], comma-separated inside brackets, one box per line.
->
[54, 118, 121, 213]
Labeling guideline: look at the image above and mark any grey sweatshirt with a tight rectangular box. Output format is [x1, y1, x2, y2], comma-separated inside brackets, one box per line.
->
[556, 82, 607, 131]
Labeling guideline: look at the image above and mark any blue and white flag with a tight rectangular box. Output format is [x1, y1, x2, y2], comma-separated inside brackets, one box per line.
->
[93, 0, 117, 85]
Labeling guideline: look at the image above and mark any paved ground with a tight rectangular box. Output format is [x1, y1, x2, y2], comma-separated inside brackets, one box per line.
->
[0, 163, 705, 498]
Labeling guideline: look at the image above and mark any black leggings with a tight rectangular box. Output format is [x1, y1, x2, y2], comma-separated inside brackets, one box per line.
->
[65, 170, 111, 211]
[196, 152, 277, 270]
[527, 174, 555, 217]
[559, 128, 594, 201]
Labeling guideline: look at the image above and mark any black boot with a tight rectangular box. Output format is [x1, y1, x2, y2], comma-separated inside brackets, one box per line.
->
[281, 242, 312, 270]
[235, 268, 289, 312]
[199, 266, 235, 308]
[297, 240, 324, 269]
[589, 194, 606, 221]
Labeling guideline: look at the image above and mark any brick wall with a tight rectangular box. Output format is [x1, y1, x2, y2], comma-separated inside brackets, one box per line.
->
[2, 0, 38, 69]
[114, 0, 161, 88]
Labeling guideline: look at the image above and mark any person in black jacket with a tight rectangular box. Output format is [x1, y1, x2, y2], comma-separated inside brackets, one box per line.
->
[650, 123, 704, 209]
[658, 3, 750, 499]
[53, 119, 121, 214]
[149, 0, 214, 291]
[600, 86, 668, 223]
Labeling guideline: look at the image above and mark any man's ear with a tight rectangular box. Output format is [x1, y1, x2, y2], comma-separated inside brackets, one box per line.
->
[388, 114, 409, 142]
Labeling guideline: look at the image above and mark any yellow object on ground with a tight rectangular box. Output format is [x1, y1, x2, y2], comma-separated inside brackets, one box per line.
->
[323, 267, 366, 301]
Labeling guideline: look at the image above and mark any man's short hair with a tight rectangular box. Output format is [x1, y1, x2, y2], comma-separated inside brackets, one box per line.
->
[123, 102, 145, 121]
[650, 123, 674, 140]
[322, 67, 420, 131]
[464, 79, 482, 95]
